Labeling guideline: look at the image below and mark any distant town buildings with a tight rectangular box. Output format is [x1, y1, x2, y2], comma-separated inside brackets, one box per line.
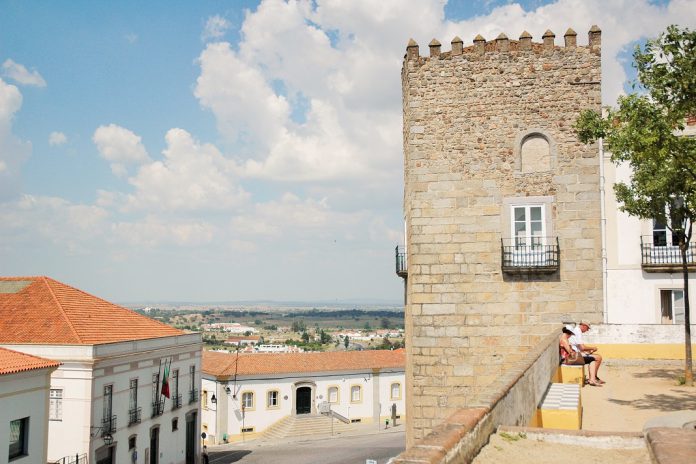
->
[0, 276, 203, 464]
[200, 349, 405, 444]
[203, 322, 258, 334]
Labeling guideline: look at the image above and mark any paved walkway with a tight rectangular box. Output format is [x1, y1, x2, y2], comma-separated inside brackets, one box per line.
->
[207, 422, 405, 464]
[581, 360, 695, 432]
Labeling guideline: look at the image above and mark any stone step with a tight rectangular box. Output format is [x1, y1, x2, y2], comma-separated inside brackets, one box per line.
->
[261, 414, 357, 440]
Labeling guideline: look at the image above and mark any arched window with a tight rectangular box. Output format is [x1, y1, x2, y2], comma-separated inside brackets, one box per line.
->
[350, 385, 362, 403]
[520, 134, 551, 172]
[390, 383, 402, 400]
[328, 386, 339, 403]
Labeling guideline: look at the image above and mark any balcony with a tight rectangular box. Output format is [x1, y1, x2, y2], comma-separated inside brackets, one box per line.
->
[172, 394, 182, 410]
[189, 388, 199, 404]
[501, 237, 560, 274]
[128, 407, 141, 426]
[640, 236, 696, 273]
[151, 399, 164, 418]
[395, 246, 407, 278]
[101, 415, 117, 435]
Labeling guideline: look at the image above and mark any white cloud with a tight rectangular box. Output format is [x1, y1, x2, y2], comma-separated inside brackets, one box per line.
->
[0, 78, 31, 200]
[49, 131, 67, 146]
[122, 128, 249, 212]
[0, 195, 109, 254]
[202, 15, 231, 41]
[112, 217, 216, 247]
[93, 124, 150, 177]
[125, 33, 138, 44]
[1, 59, 46, 87]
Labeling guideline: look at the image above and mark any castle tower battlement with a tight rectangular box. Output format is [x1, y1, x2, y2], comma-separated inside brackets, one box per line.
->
[400, 25, 603, 444]
[404, 26, 601, 62]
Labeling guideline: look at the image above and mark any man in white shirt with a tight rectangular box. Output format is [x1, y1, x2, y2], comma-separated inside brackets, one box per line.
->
[568, 320, 604, 386]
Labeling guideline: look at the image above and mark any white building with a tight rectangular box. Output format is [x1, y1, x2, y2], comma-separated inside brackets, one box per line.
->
[200, 349, 405, 444]
[0, 347, 60, 464]
[0, 276, 203, 464]
[603, 120, 696, 324]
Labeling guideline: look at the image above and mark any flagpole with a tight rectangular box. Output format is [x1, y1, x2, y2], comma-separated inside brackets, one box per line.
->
[156, 358, 163, 415]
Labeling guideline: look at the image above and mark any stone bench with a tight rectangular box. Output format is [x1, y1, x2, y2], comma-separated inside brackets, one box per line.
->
[533, 383, 582, 430]
[556, 363, 586, 386]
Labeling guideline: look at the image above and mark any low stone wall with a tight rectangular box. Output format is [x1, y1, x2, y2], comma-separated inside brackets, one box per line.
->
[586, 324, 696, 344]
[580, 324, 696, 360]
[392, 326, 561, 464]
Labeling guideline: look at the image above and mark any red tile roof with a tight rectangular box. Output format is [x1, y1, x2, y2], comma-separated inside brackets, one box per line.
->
[0, 276, 183, 345]
[0, 347, 60, 376]
[202, 349, 405, 378]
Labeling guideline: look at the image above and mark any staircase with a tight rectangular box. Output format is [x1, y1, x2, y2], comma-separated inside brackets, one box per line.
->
[260, 414, 357, 441]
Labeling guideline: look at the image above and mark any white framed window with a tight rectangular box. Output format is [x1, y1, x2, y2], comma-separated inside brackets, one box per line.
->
[267, 390, 279, 408]
[242, 391, 254, 410]
[328, 386, 339, 404]
[390, 383, 402, 400]
[652, 219, 674, 247]
[49, 389, 63, 421]
[660, 289, 685, 324]
[350, 385, 362, 403]
[512, 205, 545, 248]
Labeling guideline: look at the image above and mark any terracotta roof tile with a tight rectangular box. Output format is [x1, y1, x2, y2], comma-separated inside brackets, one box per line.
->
[0, 347, 60, 375]
[0, 276, 184, 345]
[202, 349, 405, 378]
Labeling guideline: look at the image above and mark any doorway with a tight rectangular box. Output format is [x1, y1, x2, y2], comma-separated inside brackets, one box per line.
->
[185, 412, 196, 464]
[296, 387, 311, 414]
[150, 427, 159, 464]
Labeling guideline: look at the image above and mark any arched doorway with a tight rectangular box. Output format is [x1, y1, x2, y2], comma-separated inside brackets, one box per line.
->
[296, 387, 311, 414]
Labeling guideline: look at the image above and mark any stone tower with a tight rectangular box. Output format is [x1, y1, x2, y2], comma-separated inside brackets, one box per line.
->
[401, 27, 603, 443]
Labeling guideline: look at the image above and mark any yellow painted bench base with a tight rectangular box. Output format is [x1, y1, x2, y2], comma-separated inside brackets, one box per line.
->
[535, 407, 582, 430]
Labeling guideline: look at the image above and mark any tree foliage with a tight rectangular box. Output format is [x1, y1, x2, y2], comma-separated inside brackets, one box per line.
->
[574, 25, 695, 385]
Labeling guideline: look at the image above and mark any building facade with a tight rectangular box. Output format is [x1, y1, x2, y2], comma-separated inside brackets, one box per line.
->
[201, 350, 405, 443]
[603, 121, 696, 324]
[0, 347, 60, 464]
[400, 28, 603, 442]
[0, 277, 203, 464]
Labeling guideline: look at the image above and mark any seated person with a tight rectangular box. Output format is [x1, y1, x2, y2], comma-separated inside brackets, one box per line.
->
[568, 320, 604, 386]
[559, 327, 584, 365]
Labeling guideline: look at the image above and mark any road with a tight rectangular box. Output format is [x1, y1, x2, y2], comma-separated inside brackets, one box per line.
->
[208, 429, 405, 464]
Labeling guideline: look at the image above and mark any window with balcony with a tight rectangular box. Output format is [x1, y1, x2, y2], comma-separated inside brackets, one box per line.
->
[103, 384, 116, 435]
[129, 379, 141, 425]
[501, 201, 559, 273]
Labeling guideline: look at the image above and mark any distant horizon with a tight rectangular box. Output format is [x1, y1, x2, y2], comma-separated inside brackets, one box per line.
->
[122, 298, 404, 309]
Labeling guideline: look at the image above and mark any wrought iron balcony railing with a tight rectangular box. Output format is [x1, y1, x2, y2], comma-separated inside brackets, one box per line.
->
[172, 394, 182, 410]
[189, 388, 199, 404]
[640, 236, 696, 272]
[395, 245, 407, 278]
[128, 407, 141, 426]
[501, 237, 560, 273]
[101, 415, 117, 435]
[151, 399, 164, 418]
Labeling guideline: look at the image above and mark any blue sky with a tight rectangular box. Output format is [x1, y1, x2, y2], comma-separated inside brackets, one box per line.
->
[0, 0, 694, 303]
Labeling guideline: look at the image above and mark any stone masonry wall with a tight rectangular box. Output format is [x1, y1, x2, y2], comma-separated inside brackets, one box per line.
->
[401, 27, 603, 444]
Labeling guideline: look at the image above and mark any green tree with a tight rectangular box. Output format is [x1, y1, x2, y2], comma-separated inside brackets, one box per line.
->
[574, 25, 696, 385]
[319, 329, 331, 345]
[344, 335, 349, 350]
[301, 331, 310, 343]
[363, 321, 371, 331]
[380, 317, 391, 329]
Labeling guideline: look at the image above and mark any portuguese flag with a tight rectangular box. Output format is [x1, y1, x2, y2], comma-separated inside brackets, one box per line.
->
[161, 361, 171, 398]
